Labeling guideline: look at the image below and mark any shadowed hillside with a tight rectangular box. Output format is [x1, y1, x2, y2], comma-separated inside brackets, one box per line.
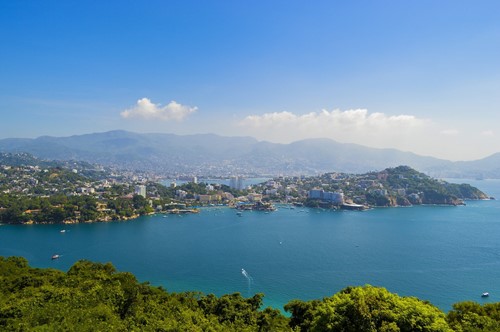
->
[1, 131, 498, 178]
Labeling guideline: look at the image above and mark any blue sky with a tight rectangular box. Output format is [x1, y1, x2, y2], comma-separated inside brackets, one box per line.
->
[1, 1, 499, 161]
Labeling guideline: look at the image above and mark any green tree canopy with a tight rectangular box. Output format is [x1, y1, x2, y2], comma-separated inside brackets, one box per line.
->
[286, 285, 451, 332]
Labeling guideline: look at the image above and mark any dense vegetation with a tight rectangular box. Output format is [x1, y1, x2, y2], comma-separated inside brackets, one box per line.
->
[0, 257, 288, 331]
[0, 193, 153, 224]
[1, 257, 499, 331]
[381, 166, 488, 203]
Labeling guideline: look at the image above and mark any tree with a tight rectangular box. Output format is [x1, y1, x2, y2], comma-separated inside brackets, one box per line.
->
[447, 301, 500, 331]
[286, 285, 451, 332]
[0, 257, 290, 331]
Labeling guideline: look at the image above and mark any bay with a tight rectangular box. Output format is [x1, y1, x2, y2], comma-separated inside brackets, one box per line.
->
[1, 179, 499, 312]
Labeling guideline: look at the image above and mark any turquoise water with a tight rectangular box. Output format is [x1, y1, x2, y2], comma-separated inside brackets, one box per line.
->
[1, 179, 499, 312]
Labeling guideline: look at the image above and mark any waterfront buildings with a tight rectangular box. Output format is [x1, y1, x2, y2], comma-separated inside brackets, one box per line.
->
[308, 189, 344, 204]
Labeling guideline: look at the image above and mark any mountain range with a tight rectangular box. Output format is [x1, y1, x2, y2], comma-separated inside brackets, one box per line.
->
[0, 130, 499, 178]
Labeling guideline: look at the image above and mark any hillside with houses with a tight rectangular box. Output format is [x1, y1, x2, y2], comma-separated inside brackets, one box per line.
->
[0, 153, 489, 224]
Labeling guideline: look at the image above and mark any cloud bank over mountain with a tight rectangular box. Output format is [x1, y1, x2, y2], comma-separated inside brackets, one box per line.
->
[232, 107, 497, 161]
[240, 109, 425, 131]
[238, 108, 427, 152]
[121, 98, 197, 121]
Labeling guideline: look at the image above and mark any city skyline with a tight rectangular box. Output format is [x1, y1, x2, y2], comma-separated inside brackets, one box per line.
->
[1, 1, 499, 161]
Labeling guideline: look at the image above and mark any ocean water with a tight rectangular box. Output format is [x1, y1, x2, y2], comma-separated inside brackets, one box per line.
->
[1, 179, 499, 312]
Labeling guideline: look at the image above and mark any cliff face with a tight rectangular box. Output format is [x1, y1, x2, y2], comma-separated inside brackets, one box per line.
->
[371, 193, 465, 207]
[395, 196, 412, 207]
[420, 190, 464, 206]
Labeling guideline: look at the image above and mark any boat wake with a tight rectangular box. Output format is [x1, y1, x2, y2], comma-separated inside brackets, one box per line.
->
[241, 268, 254, 295]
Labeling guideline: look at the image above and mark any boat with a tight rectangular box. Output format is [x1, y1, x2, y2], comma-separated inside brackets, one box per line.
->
[51, 254, 60, 260]
[482, 292, 489, 297]
[60, 229, 66, 233]
[341, 203, 368, 211]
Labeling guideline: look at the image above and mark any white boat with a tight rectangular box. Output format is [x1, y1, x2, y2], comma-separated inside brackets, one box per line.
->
[482, 292, 489, 297]
[51, 254, 60, 260]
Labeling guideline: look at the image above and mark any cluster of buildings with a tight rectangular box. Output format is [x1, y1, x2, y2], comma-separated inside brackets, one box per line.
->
[244, 168, 432, 208]
[3, 153, 462, 218]
[0, 162, 160, 203]
[308, 189, 344, 204]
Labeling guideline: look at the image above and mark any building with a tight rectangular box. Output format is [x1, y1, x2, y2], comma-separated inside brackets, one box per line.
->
[322, 191, 344, 204]
[229, 176, 244, 190]
[247, 193, 262, 202]
[78, 187, 95, 194]
[309, 189, 323, 199]
[196, 194, 221, 203]
[134, 185, 147, 198]
[308, 189, 344, 204]
[176, 189, 187, 199]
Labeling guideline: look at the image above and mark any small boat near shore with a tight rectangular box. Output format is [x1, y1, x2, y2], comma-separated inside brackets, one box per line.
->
[51, 254, 60, 260]
[341, 203, 368, 211]
[482, 292, 489, 298]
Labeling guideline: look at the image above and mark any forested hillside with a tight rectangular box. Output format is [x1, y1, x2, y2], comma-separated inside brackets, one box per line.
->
[1, 257, 500, 331]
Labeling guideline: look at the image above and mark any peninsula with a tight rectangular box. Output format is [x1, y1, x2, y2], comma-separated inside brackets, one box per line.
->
[0, 153, 489, 225]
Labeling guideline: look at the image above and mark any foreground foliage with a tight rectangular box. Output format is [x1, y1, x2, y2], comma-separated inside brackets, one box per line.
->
[0, 257, 288, 331]
[285, 286, 451, 331]
[1, 257, 499, 331]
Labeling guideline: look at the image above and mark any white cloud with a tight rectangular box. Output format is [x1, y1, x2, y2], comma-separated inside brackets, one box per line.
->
[236, 108, 432, 155]
[240, 108, 425, 132]
[481, 130, 494, 137]
[227, 108, 499, 161]
[121, 98, 197, 121]
[440, 129, 460, 136]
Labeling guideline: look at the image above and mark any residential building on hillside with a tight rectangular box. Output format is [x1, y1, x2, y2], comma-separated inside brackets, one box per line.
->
[135, 185, 147, 198]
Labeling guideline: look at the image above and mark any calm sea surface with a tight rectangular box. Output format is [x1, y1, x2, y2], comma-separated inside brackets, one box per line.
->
[1, 179, 499, 312]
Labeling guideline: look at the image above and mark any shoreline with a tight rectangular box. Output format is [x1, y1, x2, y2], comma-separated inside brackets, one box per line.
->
[1, 197, 495, 225]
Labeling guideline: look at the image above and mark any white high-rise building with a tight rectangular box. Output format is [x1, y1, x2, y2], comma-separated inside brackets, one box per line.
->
[135, 185, 147, 198]
[229, 176, 244, 190]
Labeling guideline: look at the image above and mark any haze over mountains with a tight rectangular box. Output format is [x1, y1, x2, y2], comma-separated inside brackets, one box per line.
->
[0, 130, 499, 178]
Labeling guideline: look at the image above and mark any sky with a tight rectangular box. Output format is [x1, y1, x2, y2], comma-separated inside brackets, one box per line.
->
[1, 1, 499, 161]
